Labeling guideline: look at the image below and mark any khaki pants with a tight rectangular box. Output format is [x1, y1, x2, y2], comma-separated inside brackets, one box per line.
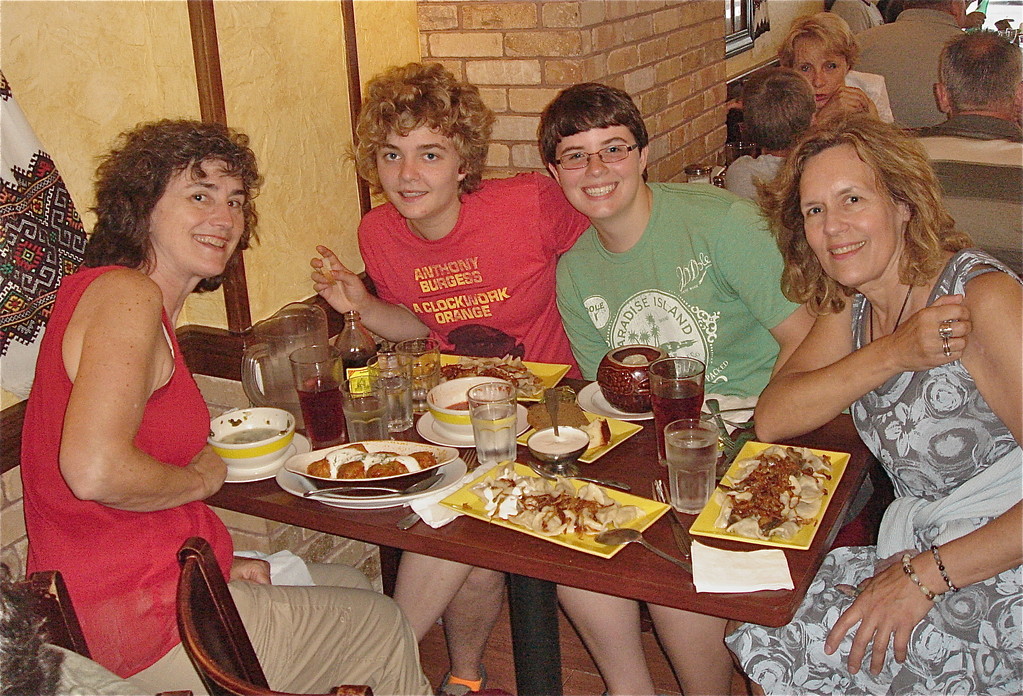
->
[132, 564, 431, 696]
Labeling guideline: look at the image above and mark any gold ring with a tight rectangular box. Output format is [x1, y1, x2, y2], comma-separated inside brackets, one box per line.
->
[938, 321, 954, 340]
[942, 336, 952, 357]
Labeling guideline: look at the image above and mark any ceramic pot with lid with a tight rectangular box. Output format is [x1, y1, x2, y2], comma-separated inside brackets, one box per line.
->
[241, 302, 328, 428]
[595, 344, 667, 413]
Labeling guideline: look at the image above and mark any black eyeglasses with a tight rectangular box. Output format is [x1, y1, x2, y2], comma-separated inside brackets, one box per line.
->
[554, 144, 639, 170]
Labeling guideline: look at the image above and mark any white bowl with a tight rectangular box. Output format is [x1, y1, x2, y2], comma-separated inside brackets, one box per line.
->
[427, 376, 508, 438]
[209, 407, 296, 471]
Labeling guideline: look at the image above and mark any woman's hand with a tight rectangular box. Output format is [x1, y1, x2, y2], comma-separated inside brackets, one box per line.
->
[825, 555, 935, 675]
[817, 86, 878, 124]
[230, 556, 271, 584]
[311, 245, 370, 313]
[883, 294, 972, 373]
[188, 446, 227, 499]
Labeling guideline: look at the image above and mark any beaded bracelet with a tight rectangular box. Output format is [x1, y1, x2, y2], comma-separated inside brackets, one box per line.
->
[902, 553, 940, 601]
[930, 545, 959, 593]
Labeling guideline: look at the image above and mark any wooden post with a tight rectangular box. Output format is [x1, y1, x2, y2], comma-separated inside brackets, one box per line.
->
[187, 0, 251, 333]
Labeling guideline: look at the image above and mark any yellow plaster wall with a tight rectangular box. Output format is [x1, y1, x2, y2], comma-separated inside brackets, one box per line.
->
[353, 0, 422, 90]
[183, 0, 422, 326]
[726, 0, 823, 78]
[1, 0, 422, 332]
[0, 1, 199, 236]
[187, 0, 359, 325]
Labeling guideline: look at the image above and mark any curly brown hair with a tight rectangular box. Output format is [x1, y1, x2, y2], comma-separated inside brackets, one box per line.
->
[84, 119, 261, 293]
[353, 63, 494, 195]
[761, 115, 971, 314]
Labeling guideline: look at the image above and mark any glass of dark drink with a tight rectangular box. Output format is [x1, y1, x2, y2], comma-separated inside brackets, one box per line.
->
[289, 344, 347, 449]
[649, 357, 705, 465]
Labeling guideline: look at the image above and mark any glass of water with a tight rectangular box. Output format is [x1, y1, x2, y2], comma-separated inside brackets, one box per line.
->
[467, 381, 518, 465]
[340, 376, 388, 441]
[664, 417, 719, 514]
[396, 337, 441, 414]
[366, 352, 413, 434]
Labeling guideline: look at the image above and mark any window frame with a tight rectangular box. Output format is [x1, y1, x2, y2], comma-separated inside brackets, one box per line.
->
[725, 0, 756, 58]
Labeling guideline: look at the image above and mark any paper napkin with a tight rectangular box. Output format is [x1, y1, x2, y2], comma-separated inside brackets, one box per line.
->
[234, 549, 314, 586]
[703, 393, 757, 434]
[690, 540, 794, 593]
[409, 459, 500, 528]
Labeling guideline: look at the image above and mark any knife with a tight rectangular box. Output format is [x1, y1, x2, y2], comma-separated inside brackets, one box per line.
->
[652, 480, 694, 560]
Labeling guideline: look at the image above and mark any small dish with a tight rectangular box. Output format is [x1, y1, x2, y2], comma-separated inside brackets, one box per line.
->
[518, 413, 644, 464]
[416, 405, 530, 447]
[209, 407, 296, 471]
[526, 426, 590, 467]
[595, 344, 666, 413]
[577, 383, 653, 421]
[225, 434, 310, 484]
[427, 376, 503, 438]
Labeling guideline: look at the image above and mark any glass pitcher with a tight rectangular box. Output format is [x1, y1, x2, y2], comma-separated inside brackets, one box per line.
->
[241, 302, 328, 428]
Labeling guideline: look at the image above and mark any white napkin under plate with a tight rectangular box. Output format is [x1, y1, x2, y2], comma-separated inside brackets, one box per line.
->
[691, 539, 794, 593]
[410, 459, 500, 528]
[234, 549, 314, 586]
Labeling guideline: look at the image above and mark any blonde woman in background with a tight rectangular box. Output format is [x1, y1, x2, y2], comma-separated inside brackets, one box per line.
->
[779, 12, 895, 124]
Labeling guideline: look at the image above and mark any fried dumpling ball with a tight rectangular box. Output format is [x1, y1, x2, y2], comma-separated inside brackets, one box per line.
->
[307, 458, 331, 478]
[337, 461, 367, 479]
[409, 451, 438, 469]
[366, 460, 409, 478]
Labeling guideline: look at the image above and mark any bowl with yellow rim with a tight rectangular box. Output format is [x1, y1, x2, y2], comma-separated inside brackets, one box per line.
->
[209, 407, 296, 471]
[427, 376, 509, 438]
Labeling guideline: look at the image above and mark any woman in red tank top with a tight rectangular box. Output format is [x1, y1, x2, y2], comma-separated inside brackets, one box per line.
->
[21, 120, 262, 677]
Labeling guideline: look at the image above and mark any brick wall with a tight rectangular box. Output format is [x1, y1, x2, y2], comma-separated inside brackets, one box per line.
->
[418, 0, 728, 181]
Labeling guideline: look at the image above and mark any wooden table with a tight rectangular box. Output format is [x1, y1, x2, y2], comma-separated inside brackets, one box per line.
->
[208, 383, 875, 695]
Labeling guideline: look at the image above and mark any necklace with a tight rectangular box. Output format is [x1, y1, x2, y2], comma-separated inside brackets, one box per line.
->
[869, 285, 913, 344]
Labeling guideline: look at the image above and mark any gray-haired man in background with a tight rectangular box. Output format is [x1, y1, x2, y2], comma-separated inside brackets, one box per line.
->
[916, 30, 1022, 274]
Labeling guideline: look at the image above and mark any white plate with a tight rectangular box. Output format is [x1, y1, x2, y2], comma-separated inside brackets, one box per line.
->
[416, 405, 530, 447]
[225, 434, 311, 483]
[576, 382, 653, 421]
[284, 440, 458, 486]
[276, 457, 468, 509]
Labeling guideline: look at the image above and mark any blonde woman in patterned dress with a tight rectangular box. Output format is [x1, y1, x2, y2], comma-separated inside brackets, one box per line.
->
[727, 115, 1021, 694]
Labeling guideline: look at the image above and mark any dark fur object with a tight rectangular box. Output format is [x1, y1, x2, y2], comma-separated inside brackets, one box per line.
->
[0, 565, 62, 696]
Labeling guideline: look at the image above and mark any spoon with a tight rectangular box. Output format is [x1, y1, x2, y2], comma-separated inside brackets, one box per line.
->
[526, 460, 632, 492]
[594, 528, 692, 572]
[304, 472, 443, 498]
[545, 389, 560, 437]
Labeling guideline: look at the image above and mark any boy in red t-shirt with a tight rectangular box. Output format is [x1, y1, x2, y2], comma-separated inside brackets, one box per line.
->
[311, 62, 587, 695]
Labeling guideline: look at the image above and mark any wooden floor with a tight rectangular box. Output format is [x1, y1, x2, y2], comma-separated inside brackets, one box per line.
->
[418, 598, 691, 696]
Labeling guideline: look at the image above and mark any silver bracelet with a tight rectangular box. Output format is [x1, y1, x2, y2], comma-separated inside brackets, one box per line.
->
[902, 553, 939, 601]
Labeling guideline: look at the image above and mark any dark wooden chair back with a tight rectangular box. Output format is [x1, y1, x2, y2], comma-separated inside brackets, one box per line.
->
[18, 570, 91, 659]
[176, 537, 371, 696]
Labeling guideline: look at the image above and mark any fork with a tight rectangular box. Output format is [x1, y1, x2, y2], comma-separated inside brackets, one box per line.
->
[461, 448, 480, 472]
[397, 449, 479, 531]
[652, 479, 694, 558]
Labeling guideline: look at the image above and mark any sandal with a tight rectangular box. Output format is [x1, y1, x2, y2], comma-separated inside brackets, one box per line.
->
[437, 665, 487, 696]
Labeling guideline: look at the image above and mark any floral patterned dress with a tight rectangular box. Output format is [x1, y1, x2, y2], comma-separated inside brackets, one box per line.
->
[726, 250, 1022, 695]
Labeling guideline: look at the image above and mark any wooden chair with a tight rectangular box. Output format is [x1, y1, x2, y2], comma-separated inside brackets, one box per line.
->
[15, 570, 192, 696]
[16, 570, 92, 658]
[176, 537, 372, 696]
